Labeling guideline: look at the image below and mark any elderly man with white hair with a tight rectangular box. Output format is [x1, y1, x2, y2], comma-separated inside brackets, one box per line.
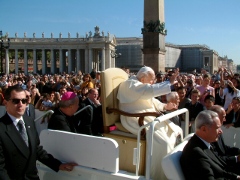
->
[166, 92, 181, 126]
[117, 66, 183, 180]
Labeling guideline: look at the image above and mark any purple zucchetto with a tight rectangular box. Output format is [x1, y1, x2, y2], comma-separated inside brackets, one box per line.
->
[61, 92, 76, 101]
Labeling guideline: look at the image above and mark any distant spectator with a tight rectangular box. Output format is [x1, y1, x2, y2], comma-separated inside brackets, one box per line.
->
[197, 74, 215, 105]
[220, 77, 240, 110]
[90, 68, 96, 79]
[16, 77, 27, 90]
[155, 73, 165, 83]
[204, 95, 215, 110]
[185, 89, 204, 132]
[224, 97, 240, 128]
[185, 79, 195, 99]
[177, 87, 191, 109]
[213, 80, 224, 106]
[79, 87, 89, 103]
[31, 87, 40, 105]
[0, 87, 4, 105]
[80, 74, 94, 91]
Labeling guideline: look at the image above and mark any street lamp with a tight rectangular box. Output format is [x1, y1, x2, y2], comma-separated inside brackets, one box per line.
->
[111, 49, 122, 58]
[0, 30, 10, 73]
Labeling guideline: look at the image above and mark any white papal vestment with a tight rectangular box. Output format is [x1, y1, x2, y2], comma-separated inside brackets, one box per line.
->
[117, 76, 183, 180]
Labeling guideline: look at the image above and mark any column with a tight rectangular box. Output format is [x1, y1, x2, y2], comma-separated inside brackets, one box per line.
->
[5, 49, 9, 75]
[88, 48, 93, 73]
[142, 0, 166, 72]
[76, 49, 81, 72]
[63, 50, 67, 73]
[112, 51, 115, 67]
[42, 49, 46, 74]
[105, 47, 110, 69]
[59, 49, 63, 73]
[50, 49, 56, 74]
[24, 49, 28, 75]
[33, 49, 37, 73]
[15, 49, 19, 74]
[101, 48, 105, 71]
[67, 49, 72, 73]
[109, 49, 112, 69]
[84, 48, 88, 73]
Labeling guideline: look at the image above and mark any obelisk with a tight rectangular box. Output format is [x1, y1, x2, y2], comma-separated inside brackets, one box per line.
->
[142, 0, 167, 73]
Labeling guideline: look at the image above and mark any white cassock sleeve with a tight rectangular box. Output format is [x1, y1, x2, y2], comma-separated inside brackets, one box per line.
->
[152, 81, 171, 97]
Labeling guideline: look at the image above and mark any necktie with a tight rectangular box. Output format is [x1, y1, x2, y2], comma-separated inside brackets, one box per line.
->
[17, 120, 29, 147]
[210, 145, 226, 166]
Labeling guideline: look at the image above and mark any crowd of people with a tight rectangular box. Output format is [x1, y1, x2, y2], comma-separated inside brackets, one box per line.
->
[154, 67, 240, 129]
[0, 65, 240, 179]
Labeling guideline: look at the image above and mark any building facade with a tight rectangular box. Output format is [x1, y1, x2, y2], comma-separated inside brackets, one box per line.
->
[115, 38, 237, 74]
[1, 34, 237, 75]
[1, 27, 117, 75]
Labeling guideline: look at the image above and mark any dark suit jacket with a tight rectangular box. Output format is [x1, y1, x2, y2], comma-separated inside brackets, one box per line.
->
[0, 113, 61, 180]
[184, 101, 204, 121]
[180, 134, 238, 180]
[212, 134, 240, 165]
[24, 103, 36, 122]
[80, 98, 103, 135]
[224, 109, 240, 127]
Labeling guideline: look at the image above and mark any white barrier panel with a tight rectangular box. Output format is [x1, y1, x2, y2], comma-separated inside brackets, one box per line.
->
[39, 130, 119, 173]
[161, 133, 194, 180]
[35, 110, 49, 135]
[222, 126, 240, 148]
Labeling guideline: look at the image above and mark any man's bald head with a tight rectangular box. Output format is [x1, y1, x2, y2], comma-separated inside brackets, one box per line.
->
[210, 105, 226, 124]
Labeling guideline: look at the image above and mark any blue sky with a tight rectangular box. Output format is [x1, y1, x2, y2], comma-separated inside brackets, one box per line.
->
[1, 0, 239, 64]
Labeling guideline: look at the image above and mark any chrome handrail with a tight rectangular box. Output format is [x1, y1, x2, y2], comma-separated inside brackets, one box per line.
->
[34, 110, 54, 122]
[74, 105, 93, 125]
[135, 108, 189, 179]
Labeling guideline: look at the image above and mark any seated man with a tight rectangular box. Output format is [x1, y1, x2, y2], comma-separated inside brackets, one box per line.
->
[48, 92, 80, 133]
[210, 105, 240, 175]
[117, 66, 183, 180]
[165, 92, 181, 126]
[180, 110, 240, 180]
[80, 88, 103, 136]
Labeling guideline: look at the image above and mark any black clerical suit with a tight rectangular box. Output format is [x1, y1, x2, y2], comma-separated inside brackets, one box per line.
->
[0, 113, 62, 180]
[48, 108, 78, 133]
[180, 134, 238, 180]
[212, 134, 240, 174]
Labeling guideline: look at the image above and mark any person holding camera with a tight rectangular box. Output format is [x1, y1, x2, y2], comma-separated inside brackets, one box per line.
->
[220, 78, 240, 110]
[196, 74, 215, 105]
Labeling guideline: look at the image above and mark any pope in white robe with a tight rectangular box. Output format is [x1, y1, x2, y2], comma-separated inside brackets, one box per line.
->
[117, 66, 183, 180]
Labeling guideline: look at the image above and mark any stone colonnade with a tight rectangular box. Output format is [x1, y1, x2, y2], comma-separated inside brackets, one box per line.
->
[3, 35, 116, 75]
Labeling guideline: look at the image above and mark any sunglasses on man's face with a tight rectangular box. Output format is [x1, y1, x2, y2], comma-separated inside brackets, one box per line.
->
[8, 98, 28, 104]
